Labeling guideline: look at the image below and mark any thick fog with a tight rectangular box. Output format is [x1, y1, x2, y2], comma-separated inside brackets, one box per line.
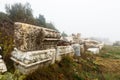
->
[1, 0, 120, 42]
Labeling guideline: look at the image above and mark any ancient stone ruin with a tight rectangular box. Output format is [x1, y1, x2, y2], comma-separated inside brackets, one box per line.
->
[82, 39, 104, 54]
[0, 21, 104, 74]
[11, 22, 75, 74]
[56, 46, 74, 61]
[0, 47, 7, 73]
[14, 22, 61, 51]
[61, 33, 81, 56]
[11, 48, 56, 74]
[0, 56, 7, 73]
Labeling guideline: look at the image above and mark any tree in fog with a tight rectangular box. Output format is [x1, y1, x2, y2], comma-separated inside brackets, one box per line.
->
[61, 31, 68, 37]
[5, 2, 58, 31]
[35, 14, 46, 27]
[5, 3, 35, 24]
[113, 41, 120, 46]
[46, 22, 58, 31]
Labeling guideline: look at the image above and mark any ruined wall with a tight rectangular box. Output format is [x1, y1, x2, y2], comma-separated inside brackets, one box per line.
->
[11, 22, 77, 74]
[14, 22, 61, 52]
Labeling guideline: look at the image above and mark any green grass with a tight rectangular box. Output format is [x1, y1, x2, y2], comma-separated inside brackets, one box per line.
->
[25, 56, 83, 80]
[99, 45, 120, 59]
[103, 73, 120, 80]
[24, 56, 104, 80]
[0, 70, 26, 80]
[24, 45, 120, 80]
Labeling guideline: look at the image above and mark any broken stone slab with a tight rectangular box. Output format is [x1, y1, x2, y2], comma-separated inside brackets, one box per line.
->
[0, 55, 2, 59]
[0, 47, 2, 57]
[82, 39, 104, 52]
[80, 44, 85, 54]
[63, 36, 74, 43]
[72, 33, 81, 44]
[62, 33, 81, 44]
[98, 42, 104, 50]
[11, 48, 55, 65]
[56, 46, 74, 55]
[12, 57, 52, 74]
[72, 44, 81, 56]
[0, 48, 7, 73]
[11, 48, 56, 74]
[0, 46, 1, 50]
[0, 57, 7, 73]
[56, 46, 74, 61]
[87, 48, 100, 54]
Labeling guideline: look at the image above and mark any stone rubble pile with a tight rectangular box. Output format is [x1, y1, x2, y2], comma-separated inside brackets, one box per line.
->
[82, 39, 104, 54]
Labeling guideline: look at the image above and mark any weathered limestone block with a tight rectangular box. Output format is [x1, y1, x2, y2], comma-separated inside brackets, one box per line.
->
[83, 39, 104, 51]
[62, 34, 81, 44]
[56, 46, 74, 61]
[14, 22, 60, 52]
[85, 42, 99, 48]
[11, 22, 61, 74]
[0, 47, 7, 73]
[11, 48, 55, 74]
[87, 48, 99, 54]
[80, 44, 85, 54]
[72, 44, 80, 56]
[98, 42, 104, 50]
[0, 55, 7, 73]
[72, 33, 81, 44]
[14, 22, 42, 51]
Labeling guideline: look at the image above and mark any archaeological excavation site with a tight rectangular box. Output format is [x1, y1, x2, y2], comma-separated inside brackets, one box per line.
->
[0, 2, 120, 80]
[0, 21, 104, 74]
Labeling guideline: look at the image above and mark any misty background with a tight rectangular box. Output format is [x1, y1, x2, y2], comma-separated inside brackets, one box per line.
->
[0, 0, 120, 42]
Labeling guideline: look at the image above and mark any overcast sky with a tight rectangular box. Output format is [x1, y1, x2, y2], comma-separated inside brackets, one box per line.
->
[0, 0, 120, 42]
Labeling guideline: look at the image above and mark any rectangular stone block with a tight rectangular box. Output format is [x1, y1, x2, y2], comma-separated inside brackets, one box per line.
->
[14, 22, 60, 52]
[56, 46, 74, 61]
[11, 49, 56, 74]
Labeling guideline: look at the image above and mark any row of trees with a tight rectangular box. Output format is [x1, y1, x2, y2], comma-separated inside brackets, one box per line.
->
[0, 2, 70, 36]
[113, 41, 120, 46]
[0, 3, 58, 31]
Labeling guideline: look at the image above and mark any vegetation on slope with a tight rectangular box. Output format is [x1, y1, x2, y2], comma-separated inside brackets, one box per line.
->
[0, 12, 14, 67]
[0, 2, 120, 80]
[99, 45, 120, 59]
[0, 45, 120, 80]
[25, 46, 120, 80]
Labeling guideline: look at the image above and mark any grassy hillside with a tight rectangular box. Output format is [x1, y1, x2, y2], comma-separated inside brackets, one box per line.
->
[0, 45, 120, 80]
[99, 45, 120, 59]
[25, 46, 120, 80]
